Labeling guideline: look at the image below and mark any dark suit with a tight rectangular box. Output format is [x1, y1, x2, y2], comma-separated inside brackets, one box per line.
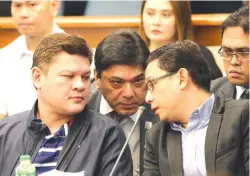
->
[211, 77, 236, 99]
[143, 96, 249, 176]
[88, 90, 158, 175]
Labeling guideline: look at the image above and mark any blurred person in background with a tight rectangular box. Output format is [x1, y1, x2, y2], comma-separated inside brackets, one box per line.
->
[139, 0, 222, 80]
[0, 0, 64, 118]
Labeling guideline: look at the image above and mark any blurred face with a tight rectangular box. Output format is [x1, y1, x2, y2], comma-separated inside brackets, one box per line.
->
[11, 0, 58, 37]
[96, 65, 146, 116]
[32, 51, 91, 116]
[222, 27, 249, 88]
[145, 60, 179, 121]
[142, 0, 176, 44]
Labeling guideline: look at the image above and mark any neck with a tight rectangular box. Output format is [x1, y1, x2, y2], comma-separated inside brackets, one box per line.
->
[149, 40, 175, 52]
[178, 87, 212, 128]
[37, 102, 73, 135]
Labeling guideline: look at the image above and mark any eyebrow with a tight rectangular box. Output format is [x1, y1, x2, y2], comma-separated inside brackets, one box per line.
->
[109, 73, 145, 81]
[146, 8, 172, 11]
[60, 70, 91, 75]
[221, 46, 249, 50]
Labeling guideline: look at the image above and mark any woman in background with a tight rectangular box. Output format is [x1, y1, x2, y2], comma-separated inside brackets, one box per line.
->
[140, 0, 222, 80]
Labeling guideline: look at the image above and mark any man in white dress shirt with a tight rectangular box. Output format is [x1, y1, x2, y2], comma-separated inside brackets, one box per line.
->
[0, 0, 64, 118]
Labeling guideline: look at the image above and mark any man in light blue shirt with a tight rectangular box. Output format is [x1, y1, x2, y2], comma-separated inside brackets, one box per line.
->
[143, 40, 249, 176]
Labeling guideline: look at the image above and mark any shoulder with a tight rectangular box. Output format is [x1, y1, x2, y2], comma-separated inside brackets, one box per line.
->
[0, 35, 25, 64]
[88, 109, 122, 131]
[214, 97, 249, 126]
[0, 35, 25, 53]
[88, 90, 101, 110]
[87, 109, 127, 142]
[224, 99, 249, 119]
[210, 77, 228, 91]
[0, 111, 30, 134]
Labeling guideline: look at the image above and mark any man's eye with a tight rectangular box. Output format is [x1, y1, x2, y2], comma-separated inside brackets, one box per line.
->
[63, 75, 73, 78]
[110, 80, 123, 88]
[110, 80, 122, 84]
[13, 4, 21, 8]
[82, 76, 90, 81]
[134, 78, 145, 87]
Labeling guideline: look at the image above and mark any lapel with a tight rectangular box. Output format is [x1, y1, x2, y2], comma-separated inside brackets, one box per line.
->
[166, 129, 183, 176]
[205, 96, 224, 176]
[139, 103, 158, 175]
[88, 90, 102, 112]
[221, 81, 236, 99]
[56, 107, 92, 171]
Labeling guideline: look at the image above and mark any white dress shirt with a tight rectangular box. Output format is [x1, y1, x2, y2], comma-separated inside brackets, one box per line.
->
[0, 24, 64, 116]
[236, 86, 247, 100]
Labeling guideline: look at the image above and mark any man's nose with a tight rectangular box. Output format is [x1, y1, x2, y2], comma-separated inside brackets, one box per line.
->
[145, 90, 153, 104]
[230, 54, 241, 66]
[122, 83, 135, 99]
[73, 77, 87, 91]
[20, 7, 29, 17]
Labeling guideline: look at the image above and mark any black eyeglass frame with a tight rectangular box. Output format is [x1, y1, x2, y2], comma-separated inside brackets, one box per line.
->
[218, 47, 250, 61]
[146, 72, 177, 92]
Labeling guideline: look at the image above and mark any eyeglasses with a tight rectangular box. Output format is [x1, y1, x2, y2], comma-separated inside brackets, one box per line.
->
[218, 47, 250, 61]
[146, 72, 176, 92]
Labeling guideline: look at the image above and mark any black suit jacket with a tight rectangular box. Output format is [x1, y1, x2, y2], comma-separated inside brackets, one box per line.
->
[211, 77, 236, 99]
[143, 96, 249, 176]
[88, 90, 158, 175]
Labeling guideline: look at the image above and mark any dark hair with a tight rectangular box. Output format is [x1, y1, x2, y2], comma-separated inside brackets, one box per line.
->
[147, 40, 211, 91]
[94, 30, 150, 78]
[32, 33, 92, 73]
[222, 5, 249, 37]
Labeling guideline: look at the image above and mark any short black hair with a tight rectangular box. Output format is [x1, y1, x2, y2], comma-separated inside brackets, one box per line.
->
[222, 5, 249, 37]
[94, 30, 150, 78]
[33, 33, 92, 73]
[147, 40, 211, 91]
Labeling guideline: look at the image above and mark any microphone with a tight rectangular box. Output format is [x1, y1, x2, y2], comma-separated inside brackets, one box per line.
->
[109, 106, 146, 176]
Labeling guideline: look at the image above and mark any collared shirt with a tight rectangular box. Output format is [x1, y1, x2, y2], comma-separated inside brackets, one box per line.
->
[32, 119, 69, 175]
[171, 94, 215, 176]
[236, 86, 248, 100]
[0, 24, 64, 116]
[99, 95, 140, 176]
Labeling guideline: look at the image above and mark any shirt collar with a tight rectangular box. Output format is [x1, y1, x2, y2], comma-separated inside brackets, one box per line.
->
[19, 23, 65, 59]
[236, 86, 247, 100]
[100, 95, 137, 122]
[171, 94, 215, 133]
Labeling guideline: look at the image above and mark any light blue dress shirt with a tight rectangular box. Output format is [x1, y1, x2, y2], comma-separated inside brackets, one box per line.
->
[171, 94, 215, 176]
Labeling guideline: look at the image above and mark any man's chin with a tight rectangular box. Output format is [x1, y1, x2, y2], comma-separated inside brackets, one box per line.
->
[117, 108, 138, 117]
[229, 77, 249, 88]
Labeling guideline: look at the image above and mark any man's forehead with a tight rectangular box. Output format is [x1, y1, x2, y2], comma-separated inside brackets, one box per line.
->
[12, 0, 49, 3]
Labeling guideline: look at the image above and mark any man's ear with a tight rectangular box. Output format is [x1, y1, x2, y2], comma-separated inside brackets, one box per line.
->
[32, 67, 43, 89]
[178, 68, 189, 90]
[94, 69, 100, 89]
[51, 0, 60, 16]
